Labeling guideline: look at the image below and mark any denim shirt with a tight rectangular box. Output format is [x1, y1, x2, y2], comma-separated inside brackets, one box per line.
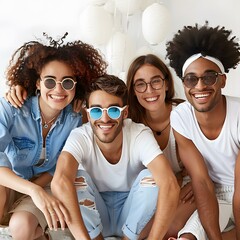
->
[0, 96, 82, 180]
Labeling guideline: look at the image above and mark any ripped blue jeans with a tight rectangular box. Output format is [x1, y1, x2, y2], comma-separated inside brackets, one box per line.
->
[74, 169, 159, 239]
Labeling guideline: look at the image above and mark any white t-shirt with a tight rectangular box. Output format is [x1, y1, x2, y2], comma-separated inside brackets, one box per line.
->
[63, 118, 162, 192]
[163, 105, 182, 174]
[170, 96, 240, 186]
[163, 127, 181, 174]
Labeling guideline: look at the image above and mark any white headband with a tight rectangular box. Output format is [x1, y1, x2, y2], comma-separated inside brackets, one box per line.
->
[182, 53, 225, 76]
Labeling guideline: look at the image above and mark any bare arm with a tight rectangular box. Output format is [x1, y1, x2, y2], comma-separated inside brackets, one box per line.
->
[51, 151, 90, 240]
[233, 151, 240, 240]
[30, 172, 52, 187]
[147, 154, 180, 239]
[174, 130, 222, 240]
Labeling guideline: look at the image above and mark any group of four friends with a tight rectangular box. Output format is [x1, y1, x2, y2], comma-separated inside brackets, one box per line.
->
[0, 21, 240, 240]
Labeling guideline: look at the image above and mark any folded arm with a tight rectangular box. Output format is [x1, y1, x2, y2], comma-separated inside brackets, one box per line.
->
[147, 154, 180, 239]
[0, 167, 67, 231]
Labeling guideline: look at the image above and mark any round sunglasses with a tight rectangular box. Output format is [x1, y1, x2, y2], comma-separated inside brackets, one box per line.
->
[87, 106, 127, 120]
[40, 77, 77, 91]
[182, 72, 224, 88]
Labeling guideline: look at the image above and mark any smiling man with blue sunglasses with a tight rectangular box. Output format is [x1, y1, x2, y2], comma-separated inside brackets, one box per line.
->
[51, 74, 180, 240]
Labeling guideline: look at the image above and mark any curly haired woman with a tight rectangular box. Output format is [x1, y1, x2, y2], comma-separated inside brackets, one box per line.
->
[0, 33, 107, 240]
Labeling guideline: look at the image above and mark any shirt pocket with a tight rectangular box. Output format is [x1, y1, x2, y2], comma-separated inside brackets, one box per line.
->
[12, 137, 36, 161]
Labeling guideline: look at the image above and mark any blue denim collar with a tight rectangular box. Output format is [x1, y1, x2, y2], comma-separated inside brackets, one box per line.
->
[30, 96, 74, 125]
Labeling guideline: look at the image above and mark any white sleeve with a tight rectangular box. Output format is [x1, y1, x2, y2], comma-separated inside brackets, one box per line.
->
[170, 103, 193, 140]
[62, 128, 90, 164]
[134, 127, 163, 166]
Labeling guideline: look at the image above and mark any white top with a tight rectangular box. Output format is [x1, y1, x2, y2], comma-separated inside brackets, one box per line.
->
[163, 105, 182, 174]
[63, 118, 162, 192]
[163, 127, 182, 174]
[170, 96, 240, 186]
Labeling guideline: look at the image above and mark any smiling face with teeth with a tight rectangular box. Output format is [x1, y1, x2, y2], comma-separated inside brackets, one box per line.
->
[183, 57, 226, 113]
[133, 64, 167, 112]
[87, 90, 128, 144]
[37, 60, 76, 116]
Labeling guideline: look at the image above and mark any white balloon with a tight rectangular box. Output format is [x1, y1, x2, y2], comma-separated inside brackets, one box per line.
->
[106, 32, 135, 75]
[142, 3, 170, 45]
[115, 0, 142, 15]
[79, 5, 113, 45]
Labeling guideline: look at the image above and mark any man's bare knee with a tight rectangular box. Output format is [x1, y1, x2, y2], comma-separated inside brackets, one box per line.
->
[75, 176, 88, 190]
[79, 199, 96, 210]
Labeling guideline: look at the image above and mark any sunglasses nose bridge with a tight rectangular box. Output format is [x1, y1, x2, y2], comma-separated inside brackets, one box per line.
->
[192, 76, 205, 88]
[100, 108, 110, 121]
[54, 81, 62, 90]
[57, 81, 72, 91]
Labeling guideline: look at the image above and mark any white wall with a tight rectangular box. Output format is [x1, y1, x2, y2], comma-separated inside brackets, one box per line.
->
[0, 0, 239, 99]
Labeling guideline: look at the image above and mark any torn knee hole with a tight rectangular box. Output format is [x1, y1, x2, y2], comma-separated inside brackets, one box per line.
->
[140, 176, 156, 187]
[79, 199, 96, 210]
[75, 176, 88, 190]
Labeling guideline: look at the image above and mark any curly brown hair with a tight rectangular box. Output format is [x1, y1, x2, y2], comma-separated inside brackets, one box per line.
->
[166, 21, 240, 78]
[6, 36, 107, 100]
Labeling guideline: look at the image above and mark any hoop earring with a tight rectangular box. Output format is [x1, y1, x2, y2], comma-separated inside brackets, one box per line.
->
[35, 89, 40, 96]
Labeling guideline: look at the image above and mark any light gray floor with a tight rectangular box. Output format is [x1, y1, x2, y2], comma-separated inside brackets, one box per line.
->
[0, 226, 120, 240]
[0, 226, 11, 239]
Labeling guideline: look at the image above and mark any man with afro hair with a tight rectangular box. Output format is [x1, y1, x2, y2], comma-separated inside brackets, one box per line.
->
[166, 22, 240, 240]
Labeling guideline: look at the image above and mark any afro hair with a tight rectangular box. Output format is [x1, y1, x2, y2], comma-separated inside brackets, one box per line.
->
[166, 21, 240, 78]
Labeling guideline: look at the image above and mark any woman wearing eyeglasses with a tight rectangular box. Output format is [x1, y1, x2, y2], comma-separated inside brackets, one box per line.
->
[0, 35, 107, 239]
[126, 54, 196, 239]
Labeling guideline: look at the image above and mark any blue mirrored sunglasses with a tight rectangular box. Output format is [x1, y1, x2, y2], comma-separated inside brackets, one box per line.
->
[87, 106, 127, 120]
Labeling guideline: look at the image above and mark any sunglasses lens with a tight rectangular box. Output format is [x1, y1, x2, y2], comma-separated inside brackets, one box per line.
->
[203, 73, 218, 86]
[44, 78, 56, 89]
[62, 78, 75, 90]
[183, 76, 198, 88]
[90, 107, 102, 120]
[183, 72, 218, 88]
[108, 107, 120, 119]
